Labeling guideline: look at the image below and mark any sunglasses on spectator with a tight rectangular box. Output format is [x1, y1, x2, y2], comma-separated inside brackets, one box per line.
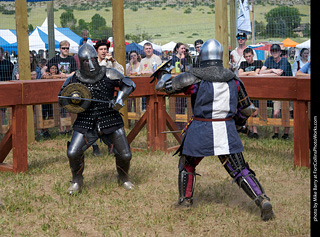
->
[237, 36, 246, 40]
[61, 47, 69, 50]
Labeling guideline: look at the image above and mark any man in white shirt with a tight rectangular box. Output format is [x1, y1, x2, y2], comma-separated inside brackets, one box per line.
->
[229, 33, 257, 74]
[139, 42, 162, 74]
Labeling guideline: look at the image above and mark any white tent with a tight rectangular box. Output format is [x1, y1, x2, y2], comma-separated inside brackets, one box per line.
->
[0, 29, 17, 44]
[296, 39, 310, 49]
[161, 41, 176, 51]
[138, 40, 162, 53]
[41, 17, 58, 28]
[29, 26, 81, 54]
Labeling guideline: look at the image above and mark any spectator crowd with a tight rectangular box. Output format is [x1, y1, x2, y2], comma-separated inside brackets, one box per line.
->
[0, 30, 311, 141]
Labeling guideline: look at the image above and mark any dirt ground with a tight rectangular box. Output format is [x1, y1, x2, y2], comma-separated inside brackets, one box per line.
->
[0, 135, 310, 236]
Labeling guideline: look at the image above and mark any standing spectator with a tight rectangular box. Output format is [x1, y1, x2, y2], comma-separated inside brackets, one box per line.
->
[126, 50, 140, 75]
[296, 61, 311, 77]
[172, 43, 189, 129]
[239, 48, 263, 139]
[39, 58, 48, 76]
[95, 39, 124, 74]
[80, 29, 94, 46]
[229, 33, 257, 74]
[260, 44, 293, 140]
[47, 40, 77, 78]
[172, 42, 189, 72]
[0, 47, 14, 81]
[12, 51, 42, 80]
[292, 48, 309, 76]
[139, 42, 162, 74]
[193, 39, 203, 68]
[47, 41, 76, 135]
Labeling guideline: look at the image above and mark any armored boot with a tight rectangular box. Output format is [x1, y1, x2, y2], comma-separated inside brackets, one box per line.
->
[67, 168, 84, 195]
[116, 155, 134, 190]
[177, 156, 203, 207]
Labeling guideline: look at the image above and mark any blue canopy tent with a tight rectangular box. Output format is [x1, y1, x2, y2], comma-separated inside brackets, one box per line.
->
[125, 42, 161, 56]
[0, 29, 17, 53]
[125, 43, 144, 55]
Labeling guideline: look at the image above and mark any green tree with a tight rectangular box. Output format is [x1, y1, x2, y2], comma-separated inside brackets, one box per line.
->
[89, 14, 108, 39]
[60, 11, 77, 29]
[265, 6, 301, 37]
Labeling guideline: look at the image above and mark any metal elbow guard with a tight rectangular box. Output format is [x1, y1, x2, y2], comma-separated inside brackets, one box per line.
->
[234, 103, 256, 126]
[106, 67, 125, 80]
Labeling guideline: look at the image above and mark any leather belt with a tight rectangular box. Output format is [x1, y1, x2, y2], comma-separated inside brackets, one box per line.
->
[193, 117, 233, 122]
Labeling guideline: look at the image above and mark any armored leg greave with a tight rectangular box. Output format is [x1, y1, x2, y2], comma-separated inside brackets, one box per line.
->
[177, 155, 203, 206]
[218, 153, 274, 221]
[66, 131, 89, 194]
[103, 128, 134, 190]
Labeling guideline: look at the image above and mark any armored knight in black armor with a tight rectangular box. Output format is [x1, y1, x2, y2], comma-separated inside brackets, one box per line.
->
[155, 39, 275, 221]
[58, 44, 136, 194]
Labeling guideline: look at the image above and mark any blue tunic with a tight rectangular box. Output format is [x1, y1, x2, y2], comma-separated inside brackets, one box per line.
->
[182, 79, 244, 157]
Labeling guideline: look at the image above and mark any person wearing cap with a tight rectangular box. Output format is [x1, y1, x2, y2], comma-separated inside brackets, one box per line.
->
[260, 44, 293, 140]
[193, 39, 203, 68]
[229, 32, 257, 74]
[94, 39, 124, 74]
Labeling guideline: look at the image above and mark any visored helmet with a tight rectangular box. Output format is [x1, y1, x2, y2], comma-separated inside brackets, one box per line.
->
[198, 39, 223, 67]
[78, 43, 100, 79]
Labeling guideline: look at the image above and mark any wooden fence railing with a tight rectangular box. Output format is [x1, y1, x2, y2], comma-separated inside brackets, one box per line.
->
[0, 75, 311, 172]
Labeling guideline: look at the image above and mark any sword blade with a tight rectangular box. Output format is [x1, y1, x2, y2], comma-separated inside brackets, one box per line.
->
[161, 130, 182, 134]
[58, 96, 114, 104]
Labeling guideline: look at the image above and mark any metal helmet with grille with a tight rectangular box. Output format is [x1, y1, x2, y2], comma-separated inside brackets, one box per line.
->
[78, 43, 101, 81]
[198, 39, 223, 67]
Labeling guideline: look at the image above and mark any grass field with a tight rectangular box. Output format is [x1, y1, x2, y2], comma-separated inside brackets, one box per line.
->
[0, 3, 310, 45]
[0, 130, 310, 236]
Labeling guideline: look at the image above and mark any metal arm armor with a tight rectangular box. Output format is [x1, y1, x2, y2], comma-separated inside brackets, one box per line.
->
[106, 67, 125, 80]
[113, 77, 136, 111]
[233, 79, 256, 128]
[155, 72, 200, 95]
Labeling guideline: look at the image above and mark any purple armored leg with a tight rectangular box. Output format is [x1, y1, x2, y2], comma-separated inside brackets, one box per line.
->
[218, 153, 264, 200]
[218, 153, 274, 221]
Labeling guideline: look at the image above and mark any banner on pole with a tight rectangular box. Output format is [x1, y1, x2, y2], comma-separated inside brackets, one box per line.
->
[237, 0, 252, 34]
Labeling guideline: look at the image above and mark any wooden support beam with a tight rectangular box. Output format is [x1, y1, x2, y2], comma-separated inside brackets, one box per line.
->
[294, 100, 310, 168]
[215, 0, 229, 68]
[15, 0, 35, 144]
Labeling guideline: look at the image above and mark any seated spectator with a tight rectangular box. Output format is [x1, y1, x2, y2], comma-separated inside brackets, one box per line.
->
[138, 42, 162, 74]
[126, 50, 141, 75]
[42, 63, 62, 79]
[260, 44, 293, 140]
